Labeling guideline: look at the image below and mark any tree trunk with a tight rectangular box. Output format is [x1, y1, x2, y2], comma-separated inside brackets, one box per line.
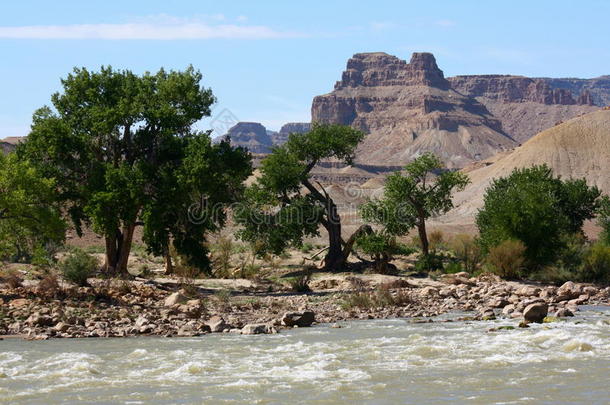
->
[104, 224, 135, 276]
[323, 198, 345, 271]
[417, 216, 429, 257]
[164, 248, 174, 275]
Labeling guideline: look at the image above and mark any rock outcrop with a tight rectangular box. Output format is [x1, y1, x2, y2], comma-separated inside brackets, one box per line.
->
[218, 122, 274, 153]
[217, 122, 311, 152]
[312, 52, 517, 168]
[449, 75, 601, 142]
[272, 122, 311, 145]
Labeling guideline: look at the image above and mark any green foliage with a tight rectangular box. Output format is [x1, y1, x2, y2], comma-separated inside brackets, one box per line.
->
[443, 261, 464, 274]
[485, 239, 526, 279]
[476, 165, 601, 267]
[300, 242, 314, 254]
[580, 243, 610, 283]
[0, 153, 66, 263]
[449, 234, 483, 273]
[598, 196, 610, 245]
[235, 123, 365, 267]
[414, 253, 445, 272]
[354, 231, 400, 274]
[21, 65, 251, 274]
[361, 153, 469, 256]
[61, 249, 99, 286]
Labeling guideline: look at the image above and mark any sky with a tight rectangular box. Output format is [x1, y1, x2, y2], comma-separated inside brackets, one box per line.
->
[1, 0, 609, 139]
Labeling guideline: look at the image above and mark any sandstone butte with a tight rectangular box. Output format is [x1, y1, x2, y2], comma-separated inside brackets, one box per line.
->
[311, 51, 607, 168]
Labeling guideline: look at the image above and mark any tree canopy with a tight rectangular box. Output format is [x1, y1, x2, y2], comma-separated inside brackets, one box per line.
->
[361, 153, 470, 260]
[0, 153, 65, 262]
[476, 165, 601, 266]
[235, 123, 365, 270]
[21, 65, 251, 274]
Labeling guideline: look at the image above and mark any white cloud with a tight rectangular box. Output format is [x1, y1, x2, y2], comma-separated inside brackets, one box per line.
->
[435, 19, 456, 28]
[0, 15, 301, 40]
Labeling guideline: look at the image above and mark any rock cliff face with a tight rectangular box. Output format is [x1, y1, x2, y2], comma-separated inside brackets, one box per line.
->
[312, 52, 517, 168]
[219, 122, 273, 153]
[273, 122, 311, 145]
[218, 122, 312, 152]
[541, 76, 610, 106]
[448, 75, 601, 142]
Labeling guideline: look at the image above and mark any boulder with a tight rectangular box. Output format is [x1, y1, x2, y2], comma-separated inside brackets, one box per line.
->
[556, 281, 582, 301]
[554, 308, 574, 318]
[164, 292, 188, 307]
[241, 323, 277, 335]
[501, 304, 516, 317]
[206, 316, 229, 333]
[25, 313, 54, 327]
[523, 302, 548, 323]
[515, 286, 541, 297]
[280, 311, 315, 327]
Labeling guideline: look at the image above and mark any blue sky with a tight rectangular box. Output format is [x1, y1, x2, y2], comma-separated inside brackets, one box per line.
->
[1, 0, 609, 138]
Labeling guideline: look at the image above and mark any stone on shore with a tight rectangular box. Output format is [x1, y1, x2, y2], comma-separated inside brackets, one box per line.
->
[523, 302, 548, 323]
[206, 316, 229, 333]
[556, 281, 582, 301]
[164, 292, 188, 307]
[241, 323, 277, 335]
[555, 308, 575, 317]
[281, 311, 315, 327]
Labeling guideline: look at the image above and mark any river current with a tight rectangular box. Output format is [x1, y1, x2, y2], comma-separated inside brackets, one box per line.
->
[1, 306, 609, 404]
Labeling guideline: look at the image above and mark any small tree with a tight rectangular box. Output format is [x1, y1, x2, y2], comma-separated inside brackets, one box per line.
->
[22, 66, 251, 275]
[0, 153, 65, 262]
[598, 195, 610, 245]
[361, 153, 469, 260]
[476, 165, 601, 267]
[235, 123, 365, 271]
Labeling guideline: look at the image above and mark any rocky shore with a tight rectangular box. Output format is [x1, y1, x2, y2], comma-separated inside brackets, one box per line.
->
[1, 272, 608, 340]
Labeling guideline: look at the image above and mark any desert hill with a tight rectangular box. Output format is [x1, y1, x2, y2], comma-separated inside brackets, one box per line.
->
[440, 109, 610, 226]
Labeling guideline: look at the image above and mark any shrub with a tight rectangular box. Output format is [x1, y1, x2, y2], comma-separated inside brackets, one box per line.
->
[485, 240, 526, 279]
[449, 234, 483, 273]
[60, 250, 98, 286]
[580, 243, 610, 283]
[444, 261, 464, 274]
[428, 230, 445, 251]
[598, 196, 610, 245]
[211, 237, 233, 278]
[300, 242, 314, 254]
[414, 253, 444, 272]
[37, 273, 61, 298]
[2, 269, 23, 289]
[287, 273, 312, 293]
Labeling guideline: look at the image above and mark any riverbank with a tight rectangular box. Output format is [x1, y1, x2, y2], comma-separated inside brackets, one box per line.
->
[1, 269, 608, 340]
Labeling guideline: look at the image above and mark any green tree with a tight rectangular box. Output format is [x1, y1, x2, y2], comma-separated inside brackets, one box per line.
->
[597, 195, 610, 245]
[476, 165, 601, 267]
[361, 153, 470, 259]
[235, 124, 365, 270]
[0, 153, 65, 262]
[21, 66, 251, 275]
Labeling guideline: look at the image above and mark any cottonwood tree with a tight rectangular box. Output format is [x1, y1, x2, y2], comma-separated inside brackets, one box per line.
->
[476, 165, 601, 267]
[361, 153, 469, 260]
[22, 66, 251, 275]
[235, 124, 365, 271]
[0, 153, 65, 262]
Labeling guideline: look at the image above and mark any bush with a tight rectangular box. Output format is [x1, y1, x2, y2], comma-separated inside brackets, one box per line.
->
[414, 253, 444, 272]
[485, 240, 526, 279]
[449, 234, 483, 273]
[300, 242, 314, 254]
[580, 243, 610, 283]
[428, 230, 445, 251]
[444, 261, 464, 274]
[287, 273, 312, 293]
[60, 250, 98, 286]
[1, 269, 23, 289]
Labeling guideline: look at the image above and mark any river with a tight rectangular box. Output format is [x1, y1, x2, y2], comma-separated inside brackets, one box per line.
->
[1, 306, 609, 404]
